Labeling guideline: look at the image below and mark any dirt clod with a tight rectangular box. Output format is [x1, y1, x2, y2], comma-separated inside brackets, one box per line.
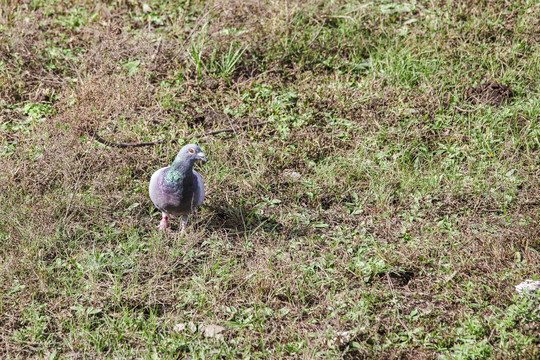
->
[465, 81, 513, 106]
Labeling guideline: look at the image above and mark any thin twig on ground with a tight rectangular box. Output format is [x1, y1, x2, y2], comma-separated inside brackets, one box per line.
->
[94, 120, 272, 148]
[455, 105, 483, 112]
[150, 37, 163, 64]
[307, 19, 327, 48]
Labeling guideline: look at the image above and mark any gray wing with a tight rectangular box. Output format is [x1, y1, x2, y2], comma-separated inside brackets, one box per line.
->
[193, 170, 205, 208]
[149, 166, 169, 212]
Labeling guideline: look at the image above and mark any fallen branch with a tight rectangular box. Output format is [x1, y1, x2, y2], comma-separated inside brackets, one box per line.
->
[94, 120, 272, 148]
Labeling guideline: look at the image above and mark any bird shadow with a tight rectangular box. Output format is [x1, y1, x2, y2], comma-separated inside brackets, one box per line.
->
[199, 200, 284, 236]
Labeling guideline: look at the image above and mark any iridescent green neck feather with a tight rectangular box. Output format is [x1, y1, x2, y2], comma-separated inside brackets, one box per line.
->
[165, 157, 194, 184]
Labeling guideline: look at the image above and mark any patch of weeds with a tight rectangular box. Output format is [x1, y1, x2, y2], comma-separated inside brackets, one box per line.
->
[1, 101, 54, 157]
[441, 294, 540, 359]
[215, 41, 247, 83]
[52, 6, 92, 31]
[12, 303, 53, 347]
[123, 59, 141, 76]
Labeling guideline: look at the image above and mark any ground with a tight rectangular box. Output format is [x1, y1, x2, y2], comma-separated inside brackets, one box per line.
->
[0, 0, 539, 359]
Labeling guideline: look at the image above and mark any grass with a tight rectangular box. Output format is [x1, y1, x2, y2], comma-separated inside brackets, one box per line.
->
[0, 0, 539, 358]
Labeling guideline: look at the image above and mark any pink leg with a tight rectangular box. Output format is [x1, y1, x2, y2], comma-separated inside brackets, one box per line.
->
[157, 213, 169, 230]
[179, 215, 188, 235]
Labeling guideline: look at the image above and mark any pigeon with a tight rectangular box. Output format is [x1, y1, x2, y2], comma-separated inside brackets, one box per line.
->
[149, 144, 207, 234]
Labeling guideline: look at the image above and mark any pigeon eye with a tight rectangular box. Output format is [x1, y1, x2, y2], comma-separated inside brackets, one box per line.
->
[189, 149, 195, 154]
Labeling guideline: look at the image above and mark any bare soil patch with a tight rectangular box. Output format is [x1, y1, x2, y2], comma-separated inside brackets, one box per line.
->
[465, 81, 514, 107]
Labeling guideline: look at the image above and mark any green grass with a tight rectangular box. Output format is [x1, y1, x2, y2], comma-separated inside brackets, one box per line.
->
[1, 0, 539, 358]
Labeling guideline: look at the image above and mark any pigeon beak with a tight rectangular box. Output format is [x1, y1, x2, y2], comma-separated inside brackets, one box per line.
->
[197, 152, 207, 162]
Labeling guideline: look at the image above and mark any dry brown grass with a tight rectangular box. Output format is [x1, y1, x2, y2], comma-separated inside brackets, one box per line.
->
[0, 0, 539, 358]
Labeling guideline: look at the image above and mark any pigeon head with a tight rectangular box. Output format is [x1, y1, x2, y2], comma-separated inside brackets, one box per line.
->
[174, 144, 207, 164]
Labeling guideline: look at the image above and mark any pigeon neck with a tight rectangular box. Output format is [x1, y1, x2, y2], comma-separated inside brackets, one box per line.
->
[171, 156, 194, 171]
[166, 159, 194, 184]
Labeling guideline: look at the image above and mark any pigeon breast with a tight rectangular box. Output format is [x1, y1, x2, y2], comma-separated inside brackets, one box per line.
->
[149, 166, 205, 216]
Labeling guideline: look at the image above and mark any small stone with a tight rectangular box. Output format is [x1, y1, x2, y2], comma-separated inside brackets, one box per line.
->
[403, 108, 418, 115]
[328, 330, 353, 347]
[202, 79, 219, 90]
[142, 3, 152, 13]
[515, 280, 540, 294]
[335, 331, 353, 346]
[188, 321, 197, 333]
[282, 169, 302, 180]
[203, 324, 226, 339]
[173, 323, 186, 333]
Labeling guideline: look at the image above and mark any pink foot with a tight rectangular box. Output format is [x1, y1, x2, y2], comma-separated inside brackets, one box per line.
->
[157, 216, 169, 230]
